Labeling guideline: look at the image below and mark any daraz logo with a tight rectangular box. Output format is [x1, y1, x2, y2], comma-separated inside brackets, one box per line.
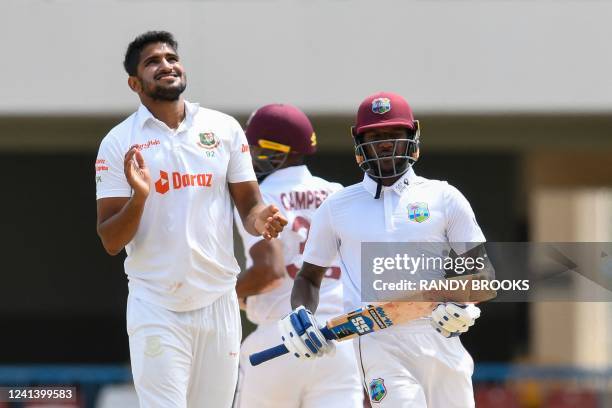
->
[155, 170, 213, 194]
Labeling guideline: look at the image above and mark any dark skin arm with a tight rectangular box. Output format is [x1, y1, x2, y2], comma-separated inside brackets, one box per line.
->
[290, 261, 328, 313]
[442, 244, 497, 303]
[236, 238, 286, 298]
[375, 245, 497, 304]
[229, 181, 287, 239]
[96, 147, 150, 256]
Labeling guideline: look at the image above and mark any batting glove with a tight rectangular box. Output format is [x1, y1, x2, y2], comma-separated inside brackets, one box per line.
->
[430, 303, 481, 338]
[278, 306, 335, 359]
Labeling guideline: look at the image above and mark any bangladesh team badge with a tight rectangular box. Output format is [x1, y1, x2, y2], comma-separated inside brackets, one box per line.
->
[371, 97, 391, 114]
[197, 132, 219, 150]
[369, 378, 387, 403]
[408, 202, 430, 223]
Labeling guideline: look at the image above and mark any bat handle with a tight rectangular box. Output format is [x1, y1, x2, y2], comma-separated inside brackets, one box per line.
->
[249, 344, 289, 366]
[248, 326, 336, 366]
[320, 326, 334, 340]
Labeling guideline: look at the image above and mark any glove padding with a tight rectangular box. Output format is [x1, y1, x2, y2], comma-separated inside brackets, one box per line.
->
[278, 306, 335, 359]
[430, 303, 481, 338]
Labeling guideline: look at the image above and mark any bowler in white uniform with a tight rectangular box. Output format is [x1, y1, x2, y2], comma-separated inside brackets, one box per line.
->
[95, 31, 286, 408]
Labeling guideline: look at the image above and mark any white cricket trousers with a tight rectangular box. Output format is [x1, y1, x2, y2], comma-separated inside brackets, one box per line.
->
[127, 291, 241, 408]
[356, 320, 475, 408]
[234, 321, 363, 408]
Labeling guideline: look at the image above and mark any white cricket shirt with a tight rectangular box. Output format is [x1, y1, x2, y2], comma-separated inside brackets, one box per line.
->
[235, 165, 344, 324]
[95, 101, 256, 311]
[302, 168, 486, 313]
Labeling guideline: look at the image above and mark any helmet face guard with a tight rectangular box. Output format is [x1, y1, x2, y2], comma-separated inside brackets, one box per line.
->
[250, 139, 291, 179]
[353, 120, 420, 179]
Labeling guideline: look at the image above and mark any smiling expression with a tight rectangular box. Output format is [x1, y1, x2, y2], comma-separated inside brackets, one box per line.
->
[132, 42, 187, 101]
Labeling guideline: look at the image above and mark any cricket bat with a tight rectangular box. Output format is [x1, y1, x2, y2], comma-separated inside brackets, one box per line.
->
[249, 301, 436, 366]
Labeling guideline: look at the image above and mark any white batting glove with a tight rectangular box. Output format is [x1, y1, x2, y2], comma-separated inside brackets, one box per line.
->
[278, 306, 335, 360]
[430, 303, 481, 338]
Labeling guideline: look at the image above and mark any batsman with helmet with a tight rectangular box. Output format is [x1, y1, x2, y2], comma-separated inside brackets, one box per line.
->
[277, 92, 495, 407]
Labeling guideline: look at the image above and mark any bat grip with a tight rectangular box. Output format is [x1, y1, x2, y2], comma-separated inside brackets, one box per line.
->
[249, 344, 289, 366]
[320, 326, 334, 340]
[249, 326, 336, 366]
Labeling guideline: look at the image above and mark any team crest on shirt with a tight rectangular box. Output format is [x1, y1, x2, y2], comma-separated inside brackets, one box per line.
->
[197, 132, 219, 150]
[408, 202, 430, 223]
[369, 378, 387, 403]
[144, 336, 163, 357]
[371, 98, 391, 114]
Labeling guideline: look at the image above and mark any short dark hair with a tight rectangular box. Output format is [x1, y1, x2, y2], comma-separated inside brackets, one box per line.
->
[123, 31, 178, 76]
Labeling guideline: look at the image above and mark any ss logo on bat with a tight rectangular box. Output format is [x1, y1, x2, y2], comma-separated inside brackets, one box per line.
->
[351, 316, 371, 334]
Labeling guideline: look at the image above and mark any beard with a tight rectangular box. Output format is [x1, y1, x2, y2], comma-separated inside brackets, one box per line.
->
[149, 82, 186, 101]
[143, 77, 187, 101]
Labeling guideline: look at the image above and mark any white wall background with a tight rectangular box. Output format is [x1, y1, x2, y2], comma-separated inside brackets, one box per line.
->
[1, 0, 611, 115]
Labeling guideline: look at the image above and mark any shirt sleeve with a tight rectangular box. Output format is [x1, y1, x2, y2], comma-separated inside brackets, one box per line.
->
[444, 184, 486, 254]
[302, 199, 339, 268]
[95, 134, 132, 200]
[227, 118, 257, 184]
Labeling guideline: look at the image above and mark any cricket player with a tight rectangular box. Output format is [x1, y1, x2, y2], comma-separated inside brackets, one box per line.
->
[233, 104, 364, 407]
[277, 92, 494, 407]
[95, 31, 286, 408]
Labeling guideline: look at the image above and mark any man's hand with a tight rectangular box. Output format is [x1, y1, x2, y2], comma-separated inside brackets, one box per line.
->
[430, 303, 481, 338]
[278, 306, 335, 359]
[238, 297, 247, 311]
[254, 205, 287, 240]
[124, 146, 151, 200]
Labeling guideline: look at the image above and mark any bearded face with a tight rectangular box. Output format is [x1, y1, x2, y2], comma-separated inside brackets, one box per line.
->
[133, 42, 187, 101]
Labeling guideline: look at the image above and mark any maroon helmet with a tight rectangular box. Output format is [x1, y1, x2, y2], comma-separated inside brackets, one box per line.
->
[351, 92, 420, 179]
[245, 104, 317, 177]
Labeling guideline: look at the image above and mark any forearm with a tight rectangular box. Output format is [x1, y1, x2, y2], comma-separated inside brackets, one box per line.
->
[236, 265, 283, 298]
[433, 275, 496, 304]
[442, 244, 497, 303]
[97, 196, 146, 255]
[451, 273, 497, 303]
[291, 273, 321, 312]
[241, 202, 267, 236]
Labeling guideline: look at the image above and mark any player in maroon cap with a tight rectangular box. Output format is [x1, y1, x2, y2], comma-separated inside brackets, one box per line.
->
[352, 92, 420, 184]
[233, 104, 364, 407]
[280, 92, 495, 407]
[245, 103, 317, 179]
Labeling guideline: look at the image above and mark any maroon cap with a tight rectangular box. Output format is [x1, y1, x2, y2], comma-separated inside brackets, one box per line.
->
[245, 104, 316, 154]
[353, 91, 416, 135]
